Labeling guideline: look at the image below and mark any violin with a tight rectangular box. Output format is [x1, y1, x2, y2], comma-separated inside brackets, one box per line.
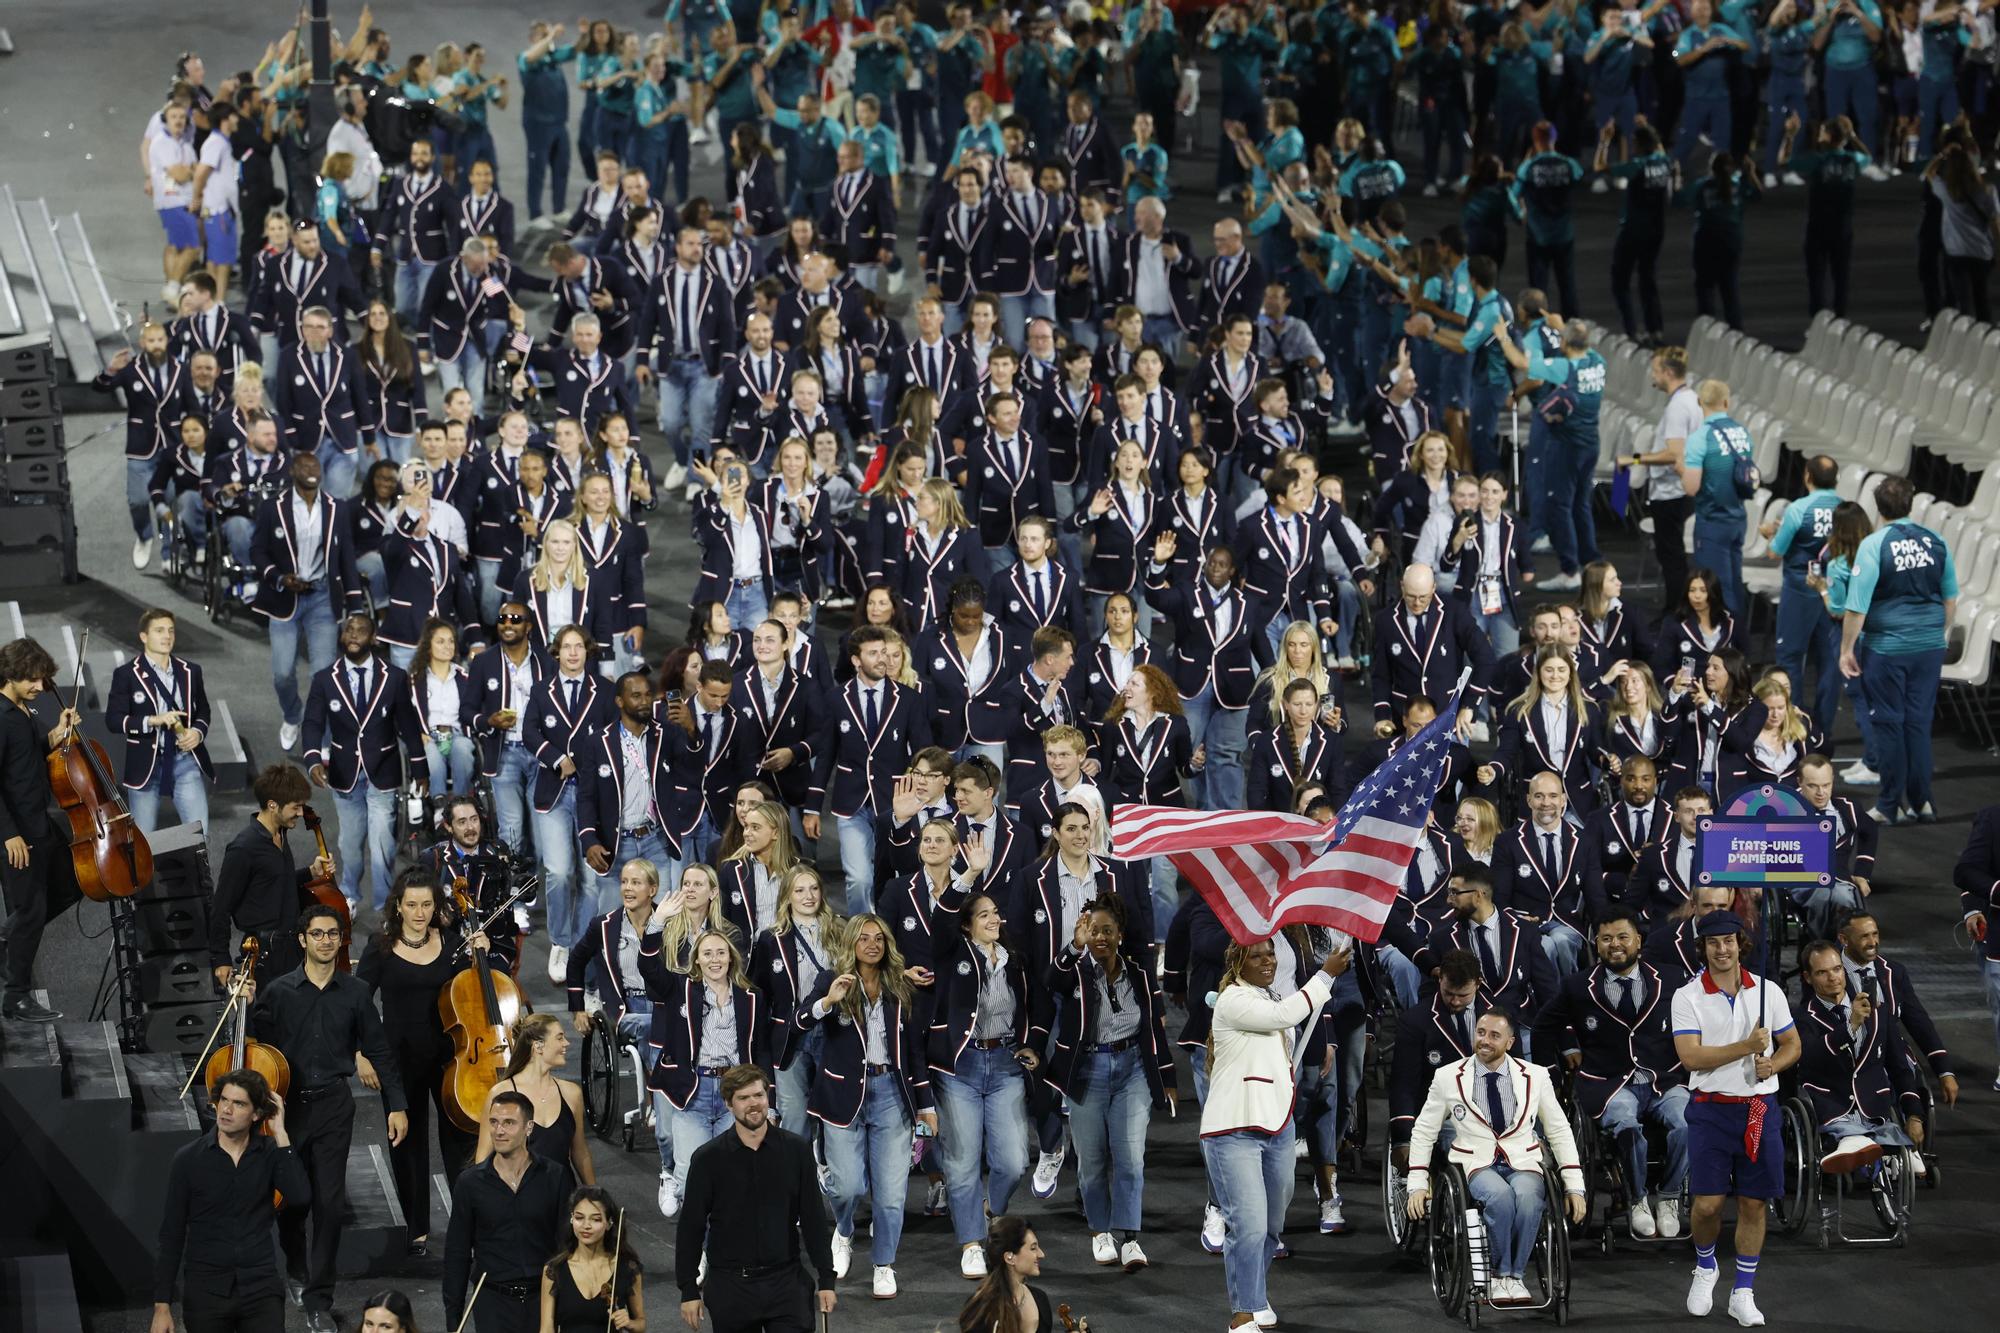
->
[45, 630, 152, 901]
[437, 872, 528, 1133]
[298, 805, 351, 972]
[1057, 1303, 1089, 1332]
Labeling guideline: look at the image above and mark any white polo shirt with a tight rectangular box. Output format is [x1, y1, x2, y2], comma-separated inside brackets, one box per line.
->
[1670, 969, 1794, 1097]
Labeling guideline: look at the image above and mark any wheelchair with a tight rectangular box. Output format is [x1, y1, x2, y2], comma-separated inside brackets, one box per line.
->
[1562, 1076, 1690, 1255]
[1423, 1160, 1573, 1327]
[578, 1006, 656, 1152]
[1771, 1093, 1917, 1248]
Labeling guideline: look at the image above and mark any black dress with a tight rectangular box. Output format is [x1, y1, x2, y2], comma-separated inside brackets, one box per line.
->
[356, 928, 475, 1238]
[547, 1256, 639, 1331]
[501, 1075, 579, 1182]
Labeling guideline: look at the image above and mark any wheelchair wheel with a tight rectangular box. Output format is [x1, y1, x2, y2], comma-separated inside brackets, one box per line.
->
[1381, 1127, 1417, 1254]
[1872, 1147, 1916, 1240]
[202, 526, 229, 623]
[579, 1014, 623, 1142]
[1427, 1165, 1472, 1322]
[1532, 1169, 1573, 1325]
[1771, 1097, 1817, 1238]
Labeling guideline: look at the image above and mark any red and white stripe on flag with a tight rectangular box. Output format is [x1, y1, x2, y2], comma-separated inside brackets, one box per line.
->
[1111, 804, 1327, 860]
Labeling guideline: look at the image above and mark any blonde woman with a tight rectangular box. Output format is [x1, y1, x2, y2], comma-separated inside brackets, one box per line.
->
[572, 471, 646, 676]
[1604, 660, 1684, 784]
[801, 915, 937, 1296]
[901, 475, 987, 631]
[719, 799, 798, 938]
[1484, 645, 1607, 811]
[1450, 796, 1502, 867]
[1248, 621, 1337, 730]
[637, 927, 763, 1202]
[513, 516, 605, 651]
[473, 1012, 597, 1185]
[648, 862, 737, 972]
[1723, 672, 1824, 796]
[751, 863, 844, 1134]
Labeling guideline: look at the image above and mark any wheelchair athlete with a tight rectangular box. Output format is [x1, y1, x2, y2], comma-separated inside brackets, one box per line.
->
[1535, 906, 1690, 1238]
[1797, 941, 1925, 1175]
[1405, 1009, 1588, 1307]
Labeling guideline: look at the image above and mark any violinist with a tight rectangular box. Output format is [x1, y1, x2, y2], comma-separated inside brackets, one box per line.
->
[418, 795, 522, 973]
[103, 608, 213, 838]
[247, 902, 407, 1333]
[209, 764, 335, 988]
[356, 868, 492, 1257]
[151, 1068, 309, 1333]
[0, 636, 85, 1025]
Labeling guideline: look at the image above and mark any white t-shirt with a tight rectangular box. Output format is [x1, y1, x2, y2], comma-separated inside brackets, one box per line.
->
[1648, 385, 1703, 501]
[1670, 969, 1795, 1097]
[150, 135, 196, 211]
[197, 133, 239, 216]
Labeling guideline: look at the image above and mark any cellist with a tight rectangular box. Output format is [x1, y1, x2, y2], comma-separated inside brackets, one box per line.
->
[0, 636, 84, 1025]
[209, 764, 336, 987]
[247, 901, 407, 1333]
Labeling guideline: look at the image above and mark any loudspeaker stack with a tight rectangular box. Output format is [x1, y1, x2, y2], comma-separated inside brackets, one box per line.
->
[0, 331, 78, 586]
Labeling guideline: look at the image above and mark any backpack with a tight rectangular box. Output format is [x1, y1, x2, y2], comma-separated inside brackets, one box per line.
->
[1730, 449, 1761, 499]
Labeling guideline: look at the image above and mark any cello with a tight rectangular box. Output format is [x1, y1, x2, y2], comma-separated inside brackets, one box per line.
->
[298, 805, 352, 972]
[437, 873, 527, 1133]
[201, 936, 292, 1111]
[46, 629, 151, 901]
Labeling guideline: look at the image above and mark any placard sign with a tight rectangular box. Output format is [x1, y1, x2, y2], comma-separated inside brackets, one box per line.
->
[1693, 815, 1835, 889]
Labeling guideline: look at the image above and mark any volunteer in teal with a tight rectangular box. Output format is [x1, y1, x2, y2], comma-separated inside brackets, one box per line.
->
[1487, 23, 1545, 162]
[633, 49, 692, 207]
[1759, 2, 1816, 183]
[1763, 454, 1845, 733]
[757, 88, 846, 220]
[1672, 0, 1749, 166]
[762, 13, 823, 199]
[1840, 475, 1956, 824]
[450, 45, 506, 190]
[1813, 0, 1887, 173]
[935, 3, 993, 159]
[849, 18, 910, 147]
[1206, 4, 1281, 200]
[1416, 253, 1510, 475]
[1497, 313, 1606, 584]
[1593, 120, 1674, 344]
[575, 20, 620, 181]
[1676, 379, 1755, 618]
[1412, 23, 1470, 194]
[1584, 2, 1653, 169]
[1510, 121, 1586, 316]
[1916, 2, 1969, 159]
[592, 36, 641, 174]
[1815, 501, 1882, 784]
[1676, 153, 1761, 330]
[893, 3, 943, 174]
[702, 25, 765, 168]
[1006, 12, 1062, 152]
[518, 22, 579, 221]
[1339, 2, 1402, 152]
[1778, 112, 1870, 317]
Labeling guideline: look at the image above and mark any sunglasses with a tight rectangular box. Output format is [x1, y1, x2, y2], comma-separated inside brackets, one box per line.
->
[497, 612, 528, 623]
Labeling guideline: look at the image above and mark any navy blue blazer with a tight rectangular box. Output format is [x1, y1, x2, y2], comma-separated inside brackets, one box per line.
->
[1098, 712, 1194, 808]
[1144, 575, 1258, 710]
[170, 306, 261, 386]
[273, 344, 362, 454]
[1577, 798, 1672, 907]
[355, 354, 427, 443]
[729, 664, 825, 810]
[927, 928, 1035, 1077]
[509, 571, 612, 653]
[879, 870, 970, 977]
[1042, 943, 1177, 1108]
[1796, 995, 1923, 1128]
[301, 658, 428, 793]
[420, 259, 511, 362]
[381, 171, 461, 263]
[1068, 486, 1158, 596]
[749, 922, 838, 1070]
[634, 264, 736, 376]
[459, 190, 517, 257]
[249, 488, 365, 622]
[478, 480, 574, 587]
[548, 256, 640, 355]
[1388, 991, 1491, 1143]
[574, 717, 705, 859]
[692, 503, 776, 610]
[1490, 820, 1602, 936]
[521, 672, 617, 811]
[818, 170, 899, 264]
[987, 560, 1085, 641]
[575, 516, 648, 634]
[963, 428, 1060, 550]
[522, 344, 639, 435]
[563, 905, 646, 1022]
[254, 249, 366, 346]
[978, 188, 1060, 297]
[104, 656, 214, 791]
[1446, 510, 1530, 623]
[1533, 961, 1686, 1118]
[896, 524, 989, 633]
[923, 198, 991, 305]
[1418, 909, 1561, 1031]
[1081, 637, 1152, 724]
[796, 974, 933, 1127]
[379, 530, 479, 649]
[1490, 699, 1609, 812]
[1245, 722, 1344, 813]
[911, 619, 1025, 751]
[1369, 593, 1497, 725]
[633, 963, 767, 1109]
[1014, 856, 1151, 1001]
[462, 643, 551, 777]
[807, 678, 935, 817]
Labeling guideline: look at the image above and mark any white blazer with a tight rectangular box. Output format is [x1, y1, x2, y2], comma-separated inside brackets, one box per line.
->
[1198, 971, 1336, 1138]
[1406, 1055, 1585, 1193]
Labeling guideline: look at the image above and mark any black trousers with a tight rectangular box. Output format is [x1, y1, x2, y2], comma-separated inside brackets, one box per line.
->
[1692, 235, 1744, 330]
[705, 1266, 815, 1333]
[1804, 223, 1854, 318]
[1610, 229, 1665, 337]
[1649, 494, 1692, 600]
[279, 1083, 353, 1313]
[389, 1038, 474, 1239]
[1945, 254, 1995, 322]
[469, 1279, 539, 1333]
[0, 829, 58, 1003]
[183, 1283, 285, 1333]
[1526, 238, 1579, 319]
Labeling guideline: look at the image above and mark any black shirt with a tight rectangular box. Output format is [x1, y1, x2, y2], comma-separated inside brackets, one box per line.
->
[210, 817, 311, 969]
[250, 968, 406, 1109]
[676, 1124, 834, 1301]
[0, 693, 52, 844]
[152, 1131, 312, 1302]
[443, 1155, 570, 1326]
[354, 929, 462, 1062]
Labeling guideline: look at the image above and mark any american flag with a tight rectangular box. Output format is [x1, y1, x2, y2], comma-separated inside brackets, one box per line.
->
[1114, 694, 1463, 946]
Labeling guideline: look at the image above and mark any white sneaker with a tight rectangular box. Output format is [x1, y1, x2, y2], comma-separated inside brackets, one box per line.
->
[1422, 182, 1440, 198]
[662, 462, 687, 490]
[514, 905, 532, 933]
[888, 267, 907, 295]
[831, 1232, 853, 1279]
[420, 355, 438, 377]
[1293, 1137, 1308, 1160]
[657, 1171, 681, 1218]
[1763, 172, 1781, 190]
[1334, 655, 1358, 671]
[240, 579, 259, 601]
[961, 1245, 986, 1279]
[684, 482, 703, 502]
[1216, 188, 1235, 204]
[1728, 1289, 1766, 1327]
[1782, 171, 1806, 187]
[1319, 1192, 1347, 1234]
[1252, 1308, 1278, 1329]
[279, 721, 300, 752]
[1629, 1202, 1657, 1237]
[1911, 1151, 1928, 1178]
[1688, 1266, 1720, 1317]
[546, 943, 570, 985]
[1540, 570, 1582, 591]
[1863, 163, 1891, 182]
[1591, 177, 1609, 194]
[1529, 535, 1554, 553]
[1494, 1277, 1531, 1305]
[872, 1266, 897, 1299]
[1820, 1134, 1883, 1175]
[1119, 1239, 1148, 1272]
[162, 280, 182, 303]
[690, 126, 710, 145]
[1614, 176, 1629, 190]
[1655, 1197, 1682, 1238]
[1032, 1148, 1064, 1198]
[1091, 1231, 1118, 1265]
[1201, 1203, 1226, 1253]
[1842, 761, 1882, 786]
[133, 537, 152, 570]
[926, 1178, 948, 1215]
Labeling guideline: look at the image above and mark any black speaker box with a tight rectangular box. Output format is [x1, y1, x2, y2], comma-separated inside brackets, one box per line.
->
[131, 895, 208, 955]
[141, 1001, 227, 1057]
[138, 950, 216, 1005]
[0, 416, 63, 456]
[0, 382, 55, 420]
[0, 333, 56, 385]
[0, 455, 65, 496]
[141, 823, 213, 902]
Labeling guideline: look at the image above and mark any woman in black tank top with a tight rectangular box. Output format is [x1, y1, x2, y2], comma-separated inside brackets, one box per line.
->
[471, 1011, 597, 1186]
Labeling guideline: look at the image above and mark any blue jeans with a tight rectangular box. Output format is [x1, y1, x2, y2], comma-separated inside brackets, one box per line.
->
[1676, 96, 1731, 164]
[1824, 63, 1879, 156]
[1140, 314, 1184, 365]
[1691, 516, 1746, 620]
[437, 340, 490, 416]
[1183, 684, 1247, 812]
[1204, 1126, 1295, 1315]
[836, 807, 878, 917]
[394, 258, 438, 350]
[823, 1075, 914, 1264]
[223, 515, 255, 570]
[777, 1024, 826, 1137]
[1861, 647, 1945, 813]
[127, 746, 210, 837]
[522, 118, 570, 218]
[1470, 603, 1522, 659]
[377, 432, 414, 466]
[1546, 435, 1601, 574]
[475, 558, 505, 627]
[670, 1072, 737, 1193]
[657, 356, 720, 468]
[1066, 1046, 1151, 1232]
[1540, 920, 1587, 983]
[934, 1045, 1031, 1245]
[1467, 1162, 1547, 1278]
[723, 580, 769, 633]
[998, 292, 1055, 352]
[269, 586, 338, 727]
[616, 1005, 675, 1175]
[1844, 645, 1881, 771]
[1295, 1055, 1340, 1167]
[534, 786, 584, 947]
[1380, 943, 1422, 1009]
[1601, 1080, 1690, 1198]
[661, 812, 721, 908]
[1774, 581, 1841, 735]
[333, 774, 399, 912]
[127, 456, 157, 540]
[356, 550, 387, 610]
[315, 436, 360, 501]
[423, 733, 477, 800]
[174, 488, 209, 546]
[491, 741, 535, 853]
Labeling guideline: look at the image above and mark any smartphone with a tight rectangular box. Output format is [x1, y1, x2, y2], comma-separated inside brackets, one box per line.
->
[1679, 655, 1697, 681]
[1808, 558, 1825, 580]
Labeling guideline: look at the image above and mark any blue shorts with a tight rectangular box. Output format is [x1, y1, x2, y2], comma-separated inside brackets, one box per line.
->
[159, 206, 201, 250]
[203, 212, 239, 265]
[1687, 1094, 1784, 1199]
